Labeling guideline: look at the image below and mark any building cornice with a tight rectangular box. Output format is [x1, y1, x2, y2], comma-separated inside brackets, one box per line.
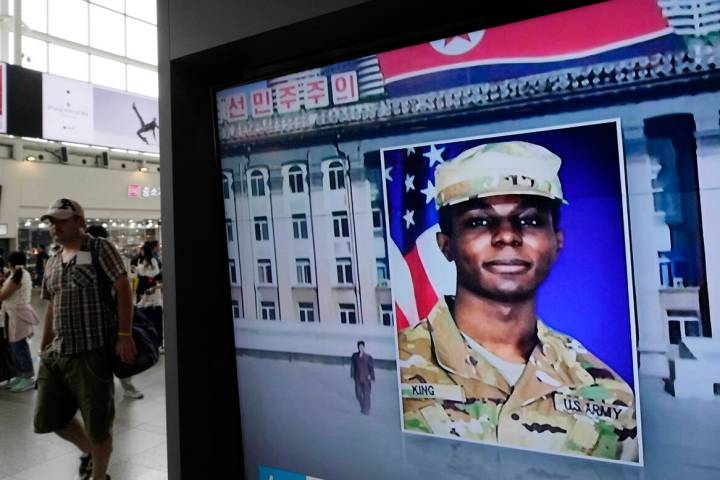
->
[219, 49, 720, 146]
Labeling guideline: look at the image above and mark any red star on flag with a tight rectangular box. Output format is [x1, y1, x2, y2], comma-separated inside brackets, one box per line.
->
[443, 34, 472, 47]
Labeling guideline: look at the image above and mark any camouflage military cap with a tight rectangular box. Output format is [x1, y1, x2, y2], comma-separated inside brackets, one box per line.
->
[435, 141, 567, 208]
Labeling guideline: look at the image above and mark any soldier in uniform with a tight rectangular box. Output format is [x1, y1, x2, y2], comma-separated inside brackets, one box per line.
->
[398, 141, 639, 461]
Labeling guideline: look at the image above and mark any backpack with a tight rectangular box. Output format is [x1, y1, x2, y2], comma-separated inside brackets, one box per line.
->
[89, 237, 159, 378]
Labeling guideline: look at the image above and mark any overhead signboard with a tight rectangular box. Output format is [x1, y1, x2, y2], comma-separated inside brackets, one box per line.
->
[42, 74, 94, 143]
[94, 87, 159, 153]
[42, 73, 159, 153]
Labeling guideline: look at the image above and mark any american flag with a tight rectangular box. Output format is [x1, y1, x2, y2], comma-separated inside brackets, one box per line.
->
[382, 142, 464, 330]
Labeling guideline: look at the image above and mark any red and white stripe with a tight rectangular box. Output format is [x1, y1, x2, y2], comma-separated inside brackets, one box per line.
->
[390, 225, 456, 330]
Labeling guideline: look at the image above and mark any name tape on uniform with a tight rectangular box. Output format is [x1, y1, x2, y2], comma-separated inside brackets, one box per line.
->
[553, 393, 628, 421]
[401, 383, 464, 402]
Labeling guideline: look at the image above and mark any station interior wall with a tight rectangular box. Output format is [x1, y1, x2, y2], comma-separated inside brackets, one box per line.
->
[0, 154, 161, 247]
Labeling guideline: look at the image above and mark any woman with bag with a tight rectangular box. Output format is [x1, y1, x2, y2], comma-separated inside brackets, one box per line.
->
[0, 251, 40, 392]
[134, 243, 157, 301]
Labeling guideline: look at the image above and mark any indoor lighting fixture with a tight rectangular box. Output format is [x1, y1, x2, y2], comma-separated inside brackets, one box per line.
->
[139, 166, 149, 172]
[24, 221, 31, 227]
[24, 155, 37, 161]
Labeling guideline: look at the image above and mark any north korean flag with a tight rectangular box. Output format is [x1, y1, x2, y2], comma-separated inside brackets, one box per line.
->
[378, 0, 683, 96]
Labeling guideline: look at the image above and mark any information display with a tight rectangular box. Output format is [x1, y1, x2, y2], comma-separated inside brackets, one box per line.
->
[216, 1, 720, 478]
[42, 73, 159, 153]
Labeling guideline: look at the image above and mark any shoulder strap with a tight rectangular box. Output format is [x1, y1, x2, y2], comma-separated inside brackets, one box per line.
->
[89, 237, 117, 312]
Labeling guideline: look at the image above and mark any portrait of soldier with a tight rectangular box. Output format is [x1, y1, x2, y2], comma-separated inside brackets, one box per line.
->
[397, 141, 639, 461]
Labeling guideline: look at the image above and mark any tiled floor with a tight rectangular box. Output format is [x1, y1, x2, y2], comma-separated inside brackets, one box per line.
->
[0, 291, 168, 480]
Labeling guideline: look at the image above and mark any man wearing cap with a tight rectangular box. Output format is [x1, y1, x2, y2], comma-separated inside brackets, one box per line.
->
[34, 198, 136, 480]
[398, 142, 638, 461]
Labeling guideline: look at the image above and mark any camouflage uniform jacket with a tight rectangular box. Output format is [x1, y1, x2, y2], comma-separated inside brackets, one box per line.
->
[398, 298, 639, 461]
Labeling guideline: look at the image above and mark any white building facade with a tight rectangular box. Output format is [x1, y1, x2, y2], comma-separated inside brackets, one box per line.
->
[222, 146, 393, 331]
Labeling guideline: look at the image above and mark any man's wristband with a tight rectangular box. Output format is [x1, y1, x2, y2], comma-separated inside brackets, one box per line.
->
[118, 331, 132, 337]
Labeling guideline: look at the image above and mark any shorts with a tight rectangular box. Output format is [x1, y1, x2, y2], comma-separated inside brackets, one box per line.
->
[34, 343, 115, 444]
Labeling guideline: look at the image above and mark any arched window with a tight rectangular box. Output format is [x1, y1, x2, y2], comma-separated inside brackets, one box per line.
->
[288, 165, 304, 193]
[249, 170, 266, 196]
[327, 161, 345, 190]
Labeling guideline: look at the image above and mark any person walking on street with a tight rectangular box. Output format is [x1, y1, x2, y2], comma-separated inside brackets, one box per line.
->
[34, 198, 136, 480]
[350, 340, 374, 415]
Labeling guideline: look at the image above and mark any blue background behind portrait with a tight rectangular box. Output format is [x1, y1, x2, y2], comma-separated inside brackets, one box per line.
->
[388, 121, 636, 387]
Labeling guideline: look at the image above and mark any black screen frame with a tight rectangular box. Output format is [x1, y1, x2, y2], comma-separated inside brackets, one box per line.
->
[160, 1, 604, 478]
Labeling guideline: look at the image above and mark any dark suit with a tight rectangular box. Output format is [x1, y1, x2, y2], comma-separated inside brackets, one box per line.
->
[351, 351, 374, 415]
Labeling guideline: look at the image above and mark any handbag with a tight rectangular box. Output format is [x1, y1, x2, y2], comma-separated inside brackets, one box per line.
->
[0, 315, 17, 382]
[90, 237, 160, 378]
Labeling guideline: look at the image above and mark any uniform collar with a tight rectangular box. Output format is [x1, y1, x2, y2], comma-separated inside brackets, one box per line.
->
[427, 296, 595, 403]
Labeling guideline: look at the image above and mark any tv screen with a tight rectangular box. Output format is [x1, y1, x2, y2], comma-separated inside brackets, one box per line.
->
[214, 1, 720, 478]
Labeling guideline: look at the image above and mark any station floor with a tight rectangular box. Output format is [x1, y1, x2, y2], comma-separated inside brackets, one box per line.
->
[0, 291, 168, 480]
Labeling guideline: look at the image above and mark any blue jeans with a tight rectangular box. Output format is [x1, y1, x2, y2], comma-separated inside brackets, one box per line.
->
[10, 338, 34, 377]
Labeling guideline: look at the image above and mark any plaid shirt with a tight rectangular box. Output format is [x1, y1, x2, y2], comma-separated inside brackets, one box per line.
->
[43, 234, 127, 355]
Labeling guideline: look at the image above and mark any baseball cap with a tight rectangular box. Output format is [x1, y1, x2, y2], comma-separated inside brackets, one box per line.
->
[40, 198, 85, 221]
[435, 141, 567, 208]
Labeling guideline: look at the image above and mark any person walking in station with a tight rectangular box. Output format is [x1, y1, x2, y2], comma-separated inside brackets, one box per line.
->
[0, 251, 40, 392]
[34, 198, 136, 480]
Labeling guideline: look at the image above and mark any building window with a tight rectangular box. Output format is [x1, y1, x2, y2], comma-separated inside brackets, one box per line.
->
[223, 177, 230, 199]
[299, 302, 315, 323]
[667, 309, 701, 345]
[288, 165, 304, 193]
[257, 259, 273, 284]
[376, 259, 388, 282]
[250, 170, 266, 197]
[339, 303, 357, 324]
[231, 300, 241, 319]
[296, 258, 312, 285]
[254, 216, 269, 241]
[228, 259, 237, 284]
[332, 211, 350, 238]
[225, 219, 234, 242]
[292, 214, 308, 239]
[372, 208, 383, 230]
[381, 304, 394, 326]
[336, 257, 353, 284]
[260, 301, 276, 321]
[327, 161, 345, 190]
